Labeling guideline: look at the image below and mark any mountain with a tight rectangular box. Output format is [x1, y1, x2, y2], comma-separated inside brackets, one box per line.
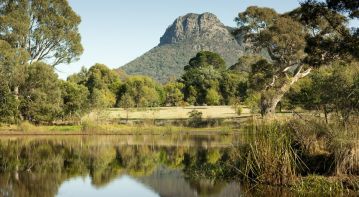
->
[119, 12, 245, 83]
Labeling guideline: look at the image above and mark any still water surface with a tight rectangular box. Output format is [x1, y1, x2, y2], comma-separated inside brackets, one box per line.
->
[0, 134, 292, 197]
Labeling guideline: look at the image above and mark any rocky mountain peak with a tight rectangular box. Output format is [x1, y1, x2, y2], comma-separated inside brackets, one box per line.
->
[121, 12, 245, 82]
[159, 12, 231, 45]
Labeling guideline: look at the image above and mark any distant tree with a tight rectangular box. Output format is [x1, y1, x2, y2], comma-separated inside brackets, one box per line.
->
[163, 82, 184, 106]
[184, 51, 226, 71]
[61, 81, 90, 120]
[90, 88, 116, 109]
[186, 86, 198, 105]
[117, 76, 163, 108]
[69, 64, 121, 109]
[20, 62, 62, 124]
[205, 88, 221, 105]
[86, 64, 121, 95]
[220, 71, 248, 104]
[234, 6, 353, 116]
[188, 110, 203, 127]
[67, 67, 89, 85]
[119, 93, 135, 122]
[181, 51, 225, 105]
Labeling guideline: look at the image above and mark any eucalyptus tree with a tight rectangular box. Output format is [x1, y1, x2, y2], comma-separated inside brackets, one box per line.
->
[0, 0, 83, 66]
[0, 39, 28, 122]
[234, 5, 356, 116]
[0, 0, 83, 121]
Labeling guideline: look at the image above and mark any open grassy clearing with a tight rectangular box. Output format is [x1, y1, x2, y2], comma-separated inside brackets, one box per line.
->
[90, 106, 251, 120]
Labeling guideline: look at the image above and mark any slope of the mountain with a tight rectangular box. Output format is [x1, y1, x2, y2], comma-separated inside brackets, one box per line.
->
[120, 13, 245, 83]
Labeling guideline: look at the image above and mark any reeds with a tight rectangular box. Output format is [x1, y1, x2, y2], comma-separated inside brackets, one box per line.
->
[236, 117, 359, 190]
[238, 121, 300, 185]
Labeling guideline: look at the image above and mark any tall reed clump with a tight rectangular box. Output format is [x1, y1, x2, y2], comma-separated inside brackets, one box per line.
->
[285, 119, 359, 176]
[326, 122, 359, 176]
[285, 119, 335, 175]
[331, 139, 359, 175]
[238, 120, 300, 185]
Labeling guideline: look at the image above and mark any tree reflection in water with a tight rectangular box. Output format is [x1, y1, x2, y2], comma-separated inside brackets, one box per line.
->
[0, 135, 293, 197]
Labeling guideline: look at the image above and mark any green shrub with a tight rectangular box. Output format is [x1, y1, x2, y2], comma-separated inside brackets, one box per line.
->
[188, 110, 204, 127]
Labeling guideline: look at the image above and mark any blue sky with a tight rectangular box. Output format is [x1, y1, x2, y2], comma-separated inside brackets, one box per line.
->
[56, 0, 303, 79]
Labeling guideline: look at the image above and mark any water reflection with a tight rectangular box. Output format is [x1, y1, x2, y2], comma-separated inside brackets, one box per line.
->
[0, 135, 292, 197]
[57, 176, 159, 197]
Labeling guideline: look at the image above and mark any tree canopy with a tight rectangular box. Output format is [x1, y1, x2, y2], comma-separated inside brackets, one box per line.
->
[234, 4, 354, 116]
[0, 0, 83, 66]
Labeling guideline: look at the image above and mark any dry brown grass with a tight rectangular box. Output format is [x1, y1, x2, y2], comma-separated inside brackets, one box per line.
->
[91, 106, 251, 120]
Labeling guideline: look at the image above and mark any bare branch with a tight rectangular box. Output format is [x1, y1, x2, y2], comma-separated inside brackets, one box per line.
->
[299, 67, 312, 78]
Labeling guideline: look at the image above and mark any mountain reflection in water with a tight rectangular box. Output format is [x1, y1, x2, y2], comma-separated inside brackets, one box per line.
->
[0, 135, 293, 197]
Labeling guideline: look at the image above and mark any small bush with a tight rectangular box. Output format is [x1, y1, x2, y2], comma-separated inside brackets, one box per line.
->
[188, 110, 203, 127]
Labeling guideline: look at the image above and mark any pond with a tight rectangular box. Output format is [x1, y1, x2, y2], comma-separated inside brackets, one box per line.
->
[0, 134, 294, 197]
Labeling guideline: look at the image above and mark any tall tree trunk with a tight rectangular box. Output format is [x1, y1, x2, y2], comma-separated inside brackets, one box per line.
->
[260, 91, 286, 117]
[14, 86, 19, 100]
[261, 66, 312, 117]
[323, 105, 329, 124]
[13, 86, 23, 122]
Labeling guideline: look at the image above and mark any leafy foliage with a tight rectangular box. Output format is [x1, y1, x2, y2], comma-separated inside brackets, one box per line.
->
[181, 52, 247, 106]
[61, 81, 90, 119]
[234, 4, 355, 116]
[0, 0, 83, 66]
[188, 110, 203, 127]
[286, 62, 359, 124]
[0, 75, 18, 123]
[20, 62, 62, 124]
[294, 0, 359, 65]
[163, 82, 184, 106]
[117, 76, 164, 108]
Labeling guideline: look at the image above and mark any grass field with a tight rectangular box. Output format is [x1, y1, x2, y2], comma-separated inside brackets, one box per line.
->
[90, 106, 251, 120]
